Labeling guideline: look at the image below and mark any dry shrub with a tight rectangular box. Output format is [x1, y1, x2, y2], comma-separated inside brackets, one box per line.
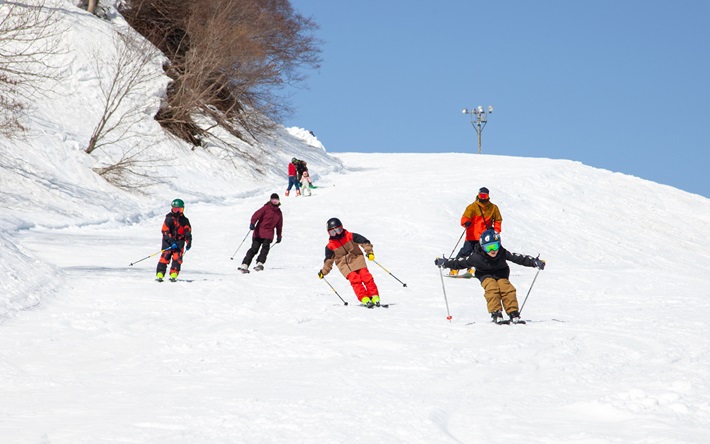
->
[121, 0, 320, 146]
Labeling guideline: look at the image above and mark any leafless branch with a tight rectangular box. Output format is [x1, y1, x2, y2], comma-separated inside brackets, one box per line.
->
[0, 0, 66, 136]
[85, 29, 163, 154]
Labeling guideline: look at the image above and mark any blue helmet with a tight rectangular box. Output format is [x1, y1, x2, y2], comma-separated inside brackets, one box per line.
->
[479, 229, 501, 252]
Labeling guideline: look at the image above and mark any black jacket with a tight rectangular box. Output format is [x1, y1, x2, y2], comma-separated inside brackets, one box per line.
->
[444, 246, 537, 282]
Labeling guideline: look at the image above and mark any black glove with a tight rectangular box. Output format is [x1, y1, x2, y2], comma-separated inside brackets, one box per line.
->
[276, 236, 282, 244]
[533, 258, 546, 270]
[249, 223, 255, 230]
[317, 270, 324, 279]
[434, 257, 448, 268]
[464, 221, 472, 228]
[186, 242, 191, 251]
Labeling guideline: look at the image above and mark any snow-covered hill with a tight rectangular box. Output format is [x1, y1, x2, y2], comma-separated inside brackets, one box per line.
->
[2, 1, 710, 443]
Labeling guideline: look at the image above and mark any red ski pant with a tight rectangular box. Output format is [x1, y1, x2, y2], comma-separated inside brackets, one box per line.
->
[346, 268, 379, 302]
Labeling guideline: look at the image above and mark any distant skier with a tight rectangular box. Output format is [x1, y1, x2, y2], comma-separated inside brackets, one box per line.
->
[285, 158, 301, 196]
[318, 218, 381, 307]
[295, 159, 308, 181]
[238, 193, 283, 273]
[156, 198, 193, 282]
[300, 170, 313, 196]
[450, 186, 503, 276]
[435, 229, 545, 324]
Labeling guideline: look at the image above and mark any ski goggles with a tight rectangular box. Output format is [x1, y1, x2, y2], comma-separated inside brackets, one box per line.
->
[478, 193, 489, 200]
[328, 226, 344, 237]
[270, 198, 280, 204]
[483, 241, 500, 253]
[171, 207, 184, 213]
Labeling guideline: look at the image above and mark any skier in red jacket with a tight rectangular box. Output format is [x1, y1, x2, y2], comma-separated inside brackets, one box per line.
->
[285, 158, 301, 196]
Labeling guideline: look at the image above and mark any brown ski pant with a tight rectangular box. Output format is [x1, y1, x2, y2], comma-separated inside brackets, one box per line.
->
[481, 277, 519, 314]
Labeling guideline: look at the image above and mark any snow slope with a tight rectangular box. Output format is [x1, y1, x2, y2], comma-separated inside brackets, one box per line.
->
[2, 1, 710, 443]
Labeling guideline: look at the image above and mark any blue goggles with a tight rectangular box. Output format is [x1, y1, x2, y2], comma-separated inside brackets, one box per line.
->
[483, 242, 500, 253]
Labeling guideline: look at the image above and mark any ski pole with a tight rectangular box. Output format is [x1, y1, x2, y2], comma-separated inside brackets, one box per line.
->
[230, 229, 252, 260]
[129, 249, 166, 266]
[322, 276, 348, 306]
[437, 262, 453, 322]
[372, 259, 407, 287]
[519, 268, 541, 316]
[448, 228, 467, 258]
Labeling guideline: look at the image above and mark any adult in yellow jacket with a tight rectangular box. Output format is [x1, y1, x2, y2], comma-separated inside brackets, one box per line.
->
[451, 187, 502, 275]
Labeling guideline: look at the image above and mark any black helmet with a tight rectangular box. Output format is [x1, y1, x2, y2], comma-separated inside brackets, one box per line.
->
[479, 229, 501, 250]
[327, 217, 342, 230]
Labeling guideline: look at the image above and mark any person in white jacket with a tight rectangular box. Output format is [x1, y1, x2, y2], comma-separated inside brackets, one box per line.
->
[300, 170, 313, 196]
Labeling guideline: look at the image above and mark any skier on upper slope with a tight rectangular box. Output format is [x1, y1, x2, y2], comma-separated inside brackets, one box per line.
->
[285, 158, 301, 196]
[318, 218, 382, 308]
[435, 229, 545, 324]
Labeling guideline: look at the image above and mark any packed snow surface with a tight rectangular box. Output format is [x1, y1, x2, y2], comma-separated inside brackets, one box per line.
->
[1, 1, 710, 442]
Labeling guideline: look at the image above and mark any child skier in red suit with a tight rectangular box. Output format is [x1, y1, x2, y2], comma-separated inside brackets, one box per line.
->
[317, 217, 381, 307]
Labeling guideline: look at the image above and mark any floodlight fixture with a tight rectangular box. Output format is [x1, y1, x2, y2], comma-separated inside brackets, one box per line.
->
[461, 104, 494, 154]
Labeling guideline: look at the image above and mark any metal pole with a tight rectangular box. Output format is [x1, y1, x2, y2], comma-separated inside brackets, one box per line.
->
[477, 120, 482, 154]
[519, 269, 541, 316]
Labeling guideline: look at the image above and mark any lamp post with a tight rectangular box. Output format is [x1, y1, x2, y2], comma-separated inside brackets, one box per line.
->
[461, 105, 493, 154]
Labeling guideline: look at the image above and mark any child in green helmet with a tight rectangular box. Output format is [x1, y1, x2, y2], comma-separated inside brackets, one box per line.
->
[156, 199, 193, 282]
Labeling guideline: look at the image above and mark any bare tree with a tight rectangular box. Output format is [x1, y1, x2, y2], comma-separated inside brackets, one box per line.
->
[121, 0, 321, 146]
[0, 0, 63, 137]
[85, 29, 163, 154]
[92, 144, 170, 192]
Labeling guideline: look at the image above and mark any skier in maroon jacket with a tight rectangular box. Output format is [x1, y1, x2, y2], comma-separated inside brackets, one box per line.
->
[238, 193, 283, 273]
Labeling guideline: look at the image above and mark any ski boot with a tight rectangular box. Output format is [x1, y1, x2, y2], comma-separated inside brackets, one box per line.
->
[491, 310, 508, 324]
[238, 264, 250, 274]
[448, 269, 459, 276]
[362, 297, 375, 309]
[372, 295, 381, 307]
[508, 310, 526, 324]
[253, 263, 264, 272]
[169, 272, 178, 282]
[156, 272, 164, 282]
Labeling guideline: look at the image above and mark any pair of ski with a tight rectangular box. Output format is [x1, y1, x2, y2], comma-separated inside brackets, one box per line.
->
[494, 319, 526, 325]
[239, 266, 263, 274]
[360, 303, 389, 309]
[155, 277, 177, 283]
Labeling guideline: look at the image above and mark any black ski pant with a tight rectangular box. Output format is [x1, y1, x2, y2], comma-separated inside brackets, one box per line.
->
[456, 240, 481, 259]
[242, 237, 272, 266]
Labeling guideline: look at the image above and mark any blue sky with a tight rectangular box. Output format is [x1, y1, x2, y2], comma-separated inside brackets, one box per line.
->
[285, 0, 710, 198]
